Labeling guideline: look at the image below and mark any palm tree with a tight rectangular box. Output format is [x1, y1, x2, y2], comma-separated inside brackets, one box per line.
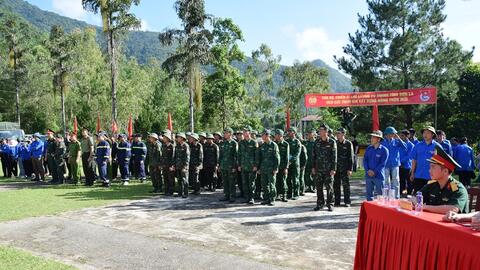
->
[159, 0, 213, 132]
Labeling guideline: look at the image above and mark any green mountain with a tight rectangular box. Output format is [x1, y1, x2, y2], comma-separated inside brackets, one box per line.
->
[0, 0, 353, 92]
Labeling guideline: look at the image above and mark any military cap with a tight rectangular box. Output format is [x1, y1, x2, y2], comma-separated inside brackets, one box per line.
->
[198, 132, 207, 138]
[186, 132, 192, 137]
[176, 132, 187, 140]
[213, 131, 222, 137]
[384, 126, 397, 135]
[243, 125, 253, 132]
[148, 133, 159, 140]
[369, 130, 383, 139]
[224, 127, 234, 134]
[188, 133, 199, 141]
[421, 126, 437, 138]
[206, 133, 214, 139]
[274, 129, 284, 136]
[55, 133, 63, 139]
[307, 128, 316, 134]
[288, 127, 297, 133]
[318, 124, 329, 131]
[46, 129, 55, 134]
[427, 144, 461, 171]
[235, 130, 243, 135]
[262, 129, 272, 136]
[336, 127, 347, 134]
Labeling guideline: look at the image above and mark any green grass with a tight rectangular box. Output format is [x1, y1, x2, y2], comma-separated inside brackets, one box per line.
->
[0, 245, 76, 270]
[0, 182, 154, 222]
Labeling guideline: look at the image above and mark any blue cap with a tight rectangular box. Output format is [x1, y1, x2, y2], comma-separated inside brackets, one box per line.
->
[384, 126, 397, 135]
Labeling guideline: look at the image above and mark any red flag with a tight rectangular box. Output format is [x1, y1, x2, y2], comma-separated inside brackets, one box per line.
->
[167, 112, 173, 131]
[73, 116, 78, 135]
[127, 115, 133, 139]
[286, 107, 291, 130]
[96, 113, 101, 133]
[372, 105, 380, 131]
[111, 120, 118, 134]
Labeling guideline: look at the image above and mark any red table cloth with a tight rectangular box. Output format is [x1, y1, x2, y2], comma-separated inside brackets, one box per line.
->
[354, 201, 480, 270]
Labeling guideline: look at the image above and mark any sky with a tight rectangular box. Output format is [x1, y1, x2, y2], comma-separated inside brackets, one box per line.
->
[25, 0, 480, 68]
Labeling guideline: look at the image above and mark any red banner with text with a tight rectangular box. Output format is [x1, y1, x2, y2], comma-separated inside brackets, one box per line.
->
[304, 87, 437, 108]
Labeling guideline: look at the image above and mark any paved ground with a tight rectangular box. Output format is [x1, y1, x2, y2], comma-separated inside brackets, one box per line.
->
[0, 181, 365, 270]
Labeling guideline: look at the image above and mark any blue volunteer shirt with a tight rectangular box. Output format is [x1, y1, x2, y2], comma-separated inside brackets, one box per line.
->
[438, 140, 453, 156]
[30, 140, 45, 158]
[381, 137, 406, 168]
[19, 144, 31, 161]
[411, 140, 440, 179]
[453, 143, 475, 172]
[399, 140, 415, 169]
[363, 144, 389, 181]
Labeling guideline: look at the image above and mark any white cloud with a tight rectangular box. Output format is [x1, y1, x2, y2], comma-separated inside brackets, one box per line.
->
[52, 0, 86, 20]
[282, 25, 345, 67]
[140, 19, 149, 31]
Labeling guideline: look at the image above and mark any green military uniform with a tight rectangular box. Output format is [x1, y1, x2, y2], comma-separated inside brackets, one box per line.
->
[420, 177, 469, 213]
[334, 133, 354, 206]
[46, 137, 57, 182]
[189, 134, 203, 195]
[219, 128, 238, 202]
[257, 132, 280, 205]
[305, 136, 316, 192]
[147, 134, 162, 193]
[255, 140, 264, 200]
[67, 139, 82, 184]
[286, 129, 301, 199]
[54, 136, 66, 184]
[313, 134, 337, 209]
[275, 130, 289, 201]
[238, 134, 258, 203]
[159, 132, 175, 195]
[174, 133, 190, 198]
[299, 143, 308, 196]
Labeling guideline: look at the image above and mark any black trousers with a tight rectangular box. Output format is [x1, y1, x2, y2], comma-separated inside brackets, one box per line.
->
[457, 171, 474, 188]
[1, 154, 7, 177]
[399, 167, 413, 195]
[22, 159, 33, 178]
[82, 152, 96, 185]
[413, 178, 428, 194]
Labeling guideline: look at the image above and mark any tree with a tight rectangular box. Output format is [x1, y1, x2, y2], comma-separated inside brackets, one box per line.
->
[82, 0, 141, 122]
[278, 61, 329, 125]
[203, 18, 245, 129]
[159, 0, 213, 132]
[48, 25, 78, 134]
[0, 13, 32, 125]
[335, 0, 472, 128]
[245, 44, 281, 127]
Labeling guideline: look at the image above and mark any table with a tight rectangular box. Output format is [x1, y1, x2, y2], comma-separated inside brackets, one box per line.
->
[354, 201, 480, 270]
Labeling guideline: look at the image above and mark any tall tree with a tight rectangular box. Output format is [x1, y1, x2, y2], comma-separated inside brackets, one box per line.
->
[203, 18, 245, 129]
[335, 0, 472, 128]
[159, 0, 213, 132]
[82, 0, 141, 122]
[278, 61, 329, 125]
[0, 13, 31, 125]
[48, 25, 77, 135]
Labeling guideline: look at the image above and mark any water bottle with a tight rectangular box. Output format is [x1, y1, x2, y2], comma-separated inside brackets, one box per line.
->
[415, 192, 423, 212]
[389, 189, 396, 207]
[383, 184, 390, 204]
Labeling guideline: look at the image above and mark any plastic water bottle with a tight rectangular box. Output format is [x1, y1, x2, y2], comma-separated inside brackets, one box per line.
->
[415, 192, 423, 212]
[383, 184, 390, 204]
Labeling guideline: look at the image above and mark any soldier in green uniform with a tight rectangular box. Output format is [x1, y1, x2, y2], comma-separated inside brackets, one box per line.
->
[174, 133, 190, 198]
[334, 128, 354, 207]
[257, 129, 280, 206]
[54, 134, 66, 184]
[198, 132, 207, 188]
[238, 126, 258, 204]
[274, 129, 289, 202]
[160, 130, 175, 195]
[286, 127, 301, 200]
[299, 138, 308, 196]
[254, 132, 263, 201]
[67, 133, 82, 184]
[188, 133, 203, 195]
[203, 133, 219, 192]
[312, 124, 337, 211]
[147, 133, 162, 193]
[213, 131, 223, 189]
[235, 130, 245, 198]
[304, 129, 316, 193]
[420, 145, 469, 214]
[219, 128, 238, 203]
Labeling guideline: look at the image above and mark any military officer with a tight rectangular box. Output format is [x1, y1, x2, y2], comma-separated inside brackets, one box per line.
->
[304, 129, 316, 193]
[67, 133, 82, 185]
[420, 145, 469, 214]
[174, 133, 190, 198]
[274, 129, 289, 202]
[312, 124, 337, 211]
[334, 128, 354, 207]
[286, 127, 301, 200]
[117, 134, 132, 185]
[219, 128, 238, 203]
[131, 134, 147, 182]
[256, 129, 280, 206]
[159, 130, 174, 195]
[188, 133, 203, 195]
[53, 134, 66, 184]
[45, 129, 58, 182]
[147, 133, 162, 193]
[202, 133, 219, 192]
[238, 126, 258, 204]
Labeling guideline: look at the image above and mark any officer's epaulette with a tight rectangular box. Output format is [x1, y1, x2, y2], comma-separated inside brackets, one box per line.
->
[427, 180, 437, 185]
[450, 181, 458, 192]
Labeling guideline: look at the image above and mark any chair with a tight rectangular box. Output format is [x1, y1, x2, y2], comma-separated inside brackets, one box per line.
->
[467, 187, 480, 212]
